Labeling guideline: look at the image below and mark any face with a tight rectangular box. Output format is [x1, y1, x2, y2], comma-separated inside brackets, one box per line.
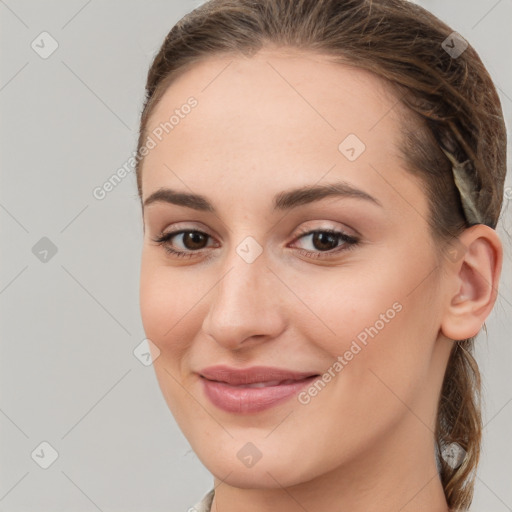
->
[139, 48, 454, 489]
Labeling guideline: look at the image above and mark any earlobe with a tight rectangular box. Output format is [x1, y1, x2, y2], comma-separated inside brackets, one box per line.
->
[440, 225, 502, 341]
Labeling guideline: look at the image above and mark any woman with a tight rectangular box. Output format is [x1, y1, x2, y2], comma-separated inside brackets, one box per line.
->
[135, 0, 507, 510]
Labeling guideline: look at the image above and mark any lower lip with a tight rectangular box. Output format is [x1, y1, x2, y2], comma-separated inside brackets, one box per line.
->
[201, 376, 318, 413]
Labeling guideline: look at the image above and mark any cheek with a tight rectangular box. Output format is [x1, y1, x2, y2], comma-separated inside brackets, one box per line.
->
[294, 256, 440, 411]
[305, 249, 439, 352]
[281, 267, 439, 467]
[139, 257, 199, 355]
[287, 264, 410, 355]
[139, 260, 206, 425]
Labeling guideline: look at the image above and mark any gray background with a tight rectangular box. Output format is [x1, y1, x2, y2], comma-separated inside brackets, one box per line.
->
[1, 1, 511, 510]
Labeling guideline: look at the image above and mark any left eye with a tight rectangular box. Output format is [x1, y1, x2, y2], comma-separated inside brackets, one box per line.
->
[291, 229, 359, 257]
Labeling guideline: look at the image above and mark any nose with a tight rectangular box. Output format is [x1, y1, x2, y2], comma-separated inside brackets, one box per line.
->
[201, 251, 287, 351]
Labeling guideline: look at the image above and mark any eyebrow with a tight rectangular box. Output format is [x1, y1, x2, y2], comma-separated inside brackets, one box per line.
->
[142, 181, 382, 212]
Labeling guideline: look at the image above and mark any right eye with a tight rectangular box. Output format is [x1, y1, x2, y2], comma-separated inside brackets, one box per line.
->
[151, 230, 216, 258]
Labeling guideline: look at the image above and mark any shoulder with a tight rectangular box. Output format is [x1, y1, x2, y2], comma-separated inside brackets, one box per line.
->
[188, 488, 214, 512]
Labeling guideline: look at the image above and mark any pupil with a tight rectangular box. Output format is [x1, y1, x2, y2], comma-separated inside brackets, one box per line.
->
[313, 232, 337, 251]
[185, 232, 206, 249]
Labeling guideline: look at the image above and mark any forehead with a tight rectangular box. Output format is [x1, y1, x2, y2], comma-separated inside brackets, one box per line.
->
[141, 48, 423, 216]
[145, 47, 403, 139]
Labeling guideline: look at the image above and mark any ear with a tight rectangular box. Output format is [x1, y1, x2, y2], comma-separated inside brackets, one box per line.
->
[440, 225, 503, 341]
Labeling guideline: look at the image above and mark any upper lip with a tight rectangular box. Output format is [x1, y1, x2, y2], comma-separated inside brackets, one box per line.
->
[199, 365, 319, 386]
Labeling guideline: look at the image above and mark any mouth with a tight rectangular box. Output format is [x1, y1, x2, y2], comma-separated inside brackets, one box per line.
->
[199, 366, 320, 413]
[222, 378, 309, 388]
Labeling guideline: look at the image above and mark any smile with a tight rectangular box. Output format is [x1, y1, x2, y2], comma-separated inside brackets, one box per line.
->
[199, 366, 320, 413]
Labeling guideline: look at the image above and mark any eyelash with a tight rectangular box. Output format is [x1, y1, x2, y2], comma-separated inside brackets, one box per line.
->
[151, 227, 359, 260]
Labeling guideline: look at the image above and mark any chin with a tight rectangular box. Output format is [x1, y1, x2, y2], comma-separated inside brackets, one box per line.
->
[194, 440, 322, 490]
[212, 463, 310, 489]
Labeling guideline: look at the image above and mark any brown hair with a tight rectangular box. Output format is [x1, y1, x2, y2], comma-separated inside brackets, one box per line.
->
[135, 1, 507, 509]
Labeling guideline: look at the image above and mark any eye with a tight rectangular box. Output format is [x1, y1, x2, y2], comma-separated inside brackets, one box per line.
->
[151, 229, 216, 259]
[151, 227, 359, 260]
[290, 228, 359, 259]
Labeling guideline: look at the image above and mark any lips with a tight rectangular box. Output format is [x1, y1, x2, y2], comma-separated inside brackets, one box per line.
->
[199, 365, 319, 413]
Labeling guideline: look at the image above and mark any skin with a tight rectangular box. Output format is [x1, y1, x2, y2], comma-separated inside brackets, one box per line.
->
[138, 47, 502, 512]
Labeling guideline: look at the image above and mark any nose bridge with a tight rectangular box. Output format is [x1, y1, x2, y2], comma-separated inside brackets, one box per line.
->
[202, 246, 286, 348]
